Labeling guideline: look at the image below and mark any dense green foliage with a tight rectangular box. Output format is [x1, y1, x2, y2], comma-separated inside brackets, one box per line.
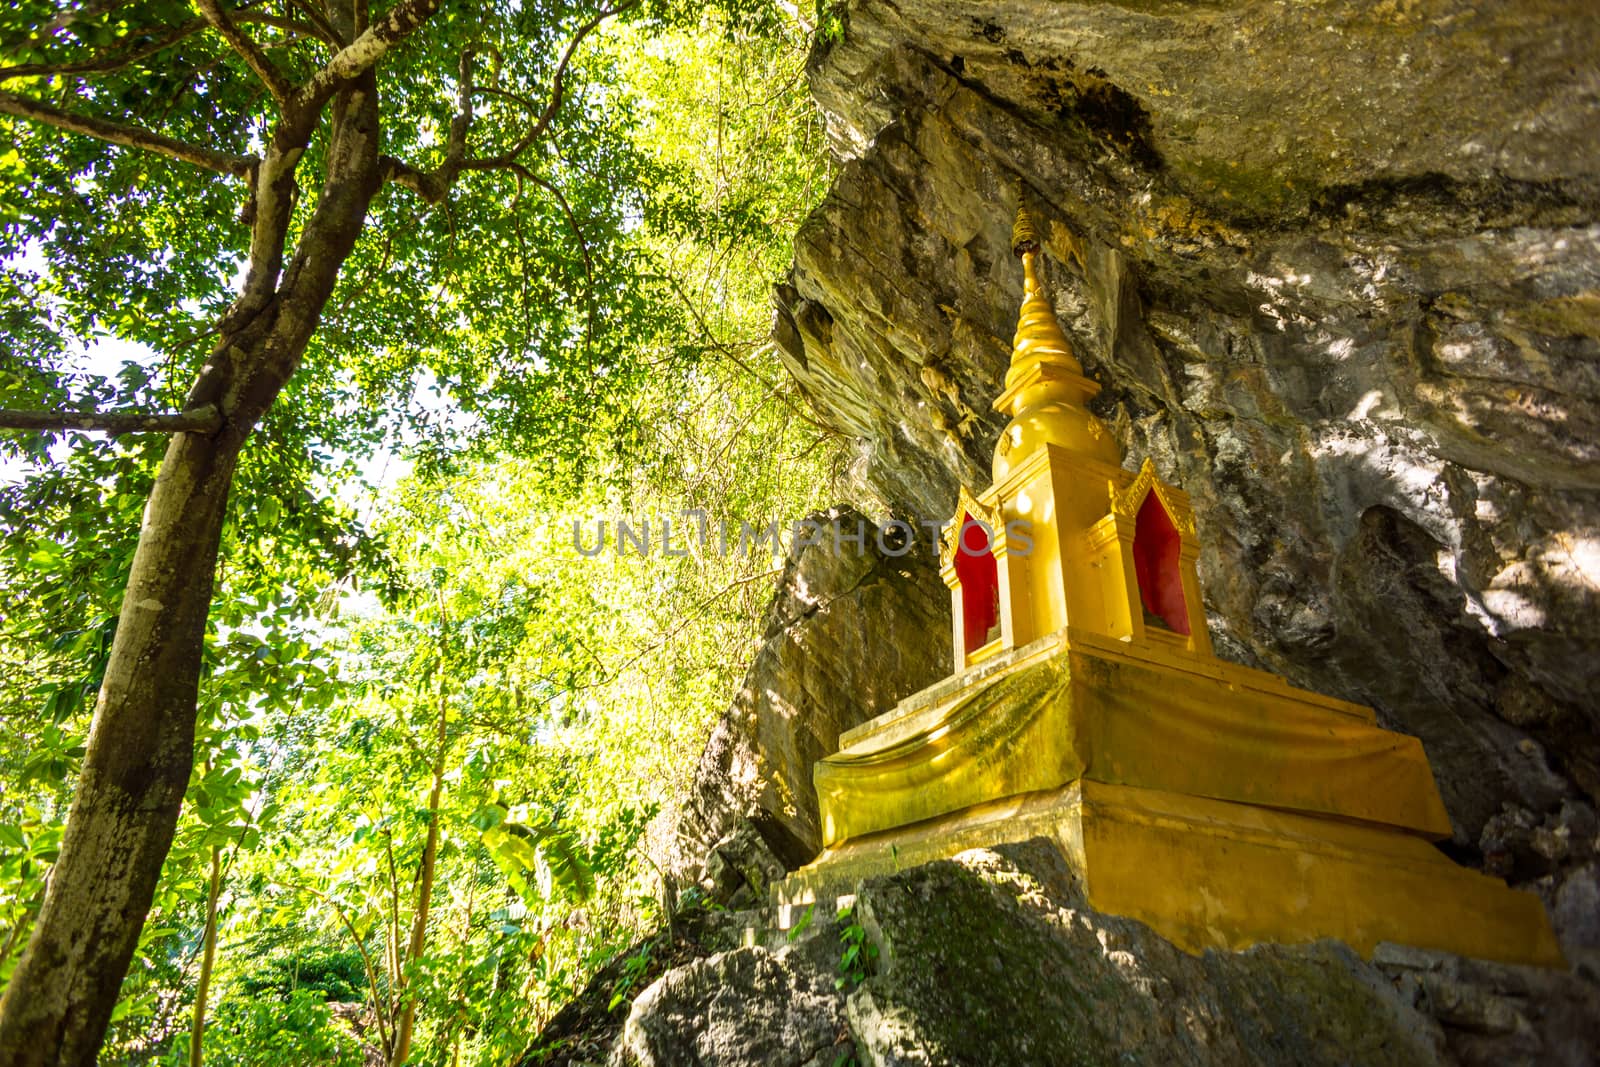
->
[0, 2, 848, 1062]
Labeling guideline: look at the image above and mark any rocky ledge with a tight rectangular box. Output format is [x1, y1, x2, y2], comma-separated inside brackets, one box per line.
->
[600, 841, 1600, 1067]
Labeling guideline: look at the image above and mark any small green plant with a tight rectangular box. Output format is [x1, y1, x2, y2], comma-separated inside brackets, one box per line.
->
[815, 0, 848, 45]
[678, 884, 729, 914]
[608, 942, 654, 1012]
[834, 904, 877, 991]
[167, 988, 363, 1067]
[786, 902, 817, 943]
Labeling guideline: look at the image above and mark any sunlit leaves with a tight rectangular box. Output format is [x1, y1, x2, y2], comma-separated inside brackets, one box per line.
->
[480, 810, 596, 905]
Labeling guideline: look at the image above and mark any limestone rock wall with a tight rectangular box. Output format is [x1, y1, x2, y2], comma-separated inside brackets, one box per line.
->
[773, 0, 1600, 956]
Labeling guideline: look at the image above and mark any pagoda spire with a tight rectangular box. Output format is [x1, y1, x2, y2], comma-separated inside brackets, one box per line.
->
[991, 203, 1118, 481]
[1007, 206, 1084, 386]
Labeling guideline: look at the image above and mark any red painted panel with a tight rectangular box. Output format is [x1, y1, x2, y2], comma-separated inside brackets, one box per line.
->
[954, 514, 1000, 652]
[1133, 493, 1190, 635]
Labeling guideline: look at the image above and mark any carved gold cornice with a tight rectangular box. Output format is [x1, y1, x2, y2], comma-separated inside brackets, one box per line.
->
[940, 485, 1001, 570]
[1109, 457, 1197, 537]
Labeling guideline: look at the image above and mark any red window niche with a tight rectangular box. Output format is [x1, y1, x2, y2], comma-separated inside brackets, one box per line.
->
[955, 514, 1000, 653]
[1132, 493, 1190, 635]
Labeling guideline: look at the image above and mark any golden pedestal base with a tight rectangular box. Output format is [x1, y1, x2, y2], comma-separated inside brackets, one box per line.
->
[778, 630, 1564, 969]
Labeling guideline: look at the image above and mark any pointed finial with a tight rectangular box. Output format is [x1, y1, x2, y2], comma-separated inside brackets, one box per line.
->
[991, 201, 1118, 478]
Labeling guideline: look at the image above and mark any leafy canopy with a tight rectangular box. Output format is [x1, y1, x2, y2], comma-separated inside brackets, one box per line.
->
[0, 0, 852, 1062]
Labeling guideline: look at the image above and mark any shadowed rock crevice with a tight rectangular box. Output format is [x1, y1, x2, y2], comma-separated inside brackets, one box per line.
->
[1308, 173, 1596, 234]
[1326, 505, 1600, 913]
[946, 46, 1164, 172]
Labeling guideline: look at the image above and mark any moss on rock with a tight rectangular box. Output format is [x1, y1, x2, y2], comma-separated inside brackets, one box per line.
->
[845, 840, 1443, 1067]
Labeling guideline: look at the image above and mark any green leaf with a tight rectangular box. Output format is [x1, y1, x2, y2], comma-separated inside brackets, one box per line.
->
[786, 902, 815, 943]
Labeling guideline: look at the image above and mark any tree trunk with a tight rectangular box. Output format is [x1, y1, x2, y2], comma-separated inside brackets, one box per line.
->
[0, 428, 243, 1065]
[0, 65, 385, 1065]
[188, 844, 223, 1067]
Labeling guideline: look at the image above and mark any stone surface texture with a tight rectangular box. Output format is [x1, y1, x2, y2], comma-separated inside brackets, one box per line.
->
[610, 842, 1600, 1067]
[610, 929, 851, 1067]
[672, 506, 950, 893]
[773, 0, 1600, 954]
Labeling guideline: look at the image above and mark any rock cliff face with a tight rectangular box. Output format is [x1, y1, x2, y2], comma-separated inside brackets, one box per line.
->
[773, 0, 1600, 956]
[612, 843, 1600, 1067]
[536, 9, 1600, 1061]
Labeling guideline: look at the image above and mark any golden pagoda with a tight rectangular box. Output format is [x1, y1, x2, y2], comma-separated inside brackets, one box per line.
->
[775, 207, 1564, 968]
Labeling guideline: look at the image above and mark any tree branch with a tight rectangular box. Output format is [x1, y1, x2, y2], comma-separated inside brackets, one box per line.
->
[376, 48, 474, 203]
[0, 90, 256, 175]
[0, 405, 223, 434]
[287, 0, 343, 47]
[241, 12, 330, 42]
[274, 881, 394, 1055]
[377, 153, 447, 202]
[383, 3, 632, 203]
[658, 271, 836, 434]
[516, 163, 596, 363]
[40, 0, 121, 37]
[1, 9, 328, 82]
[295, 0, 442, 111]
[471, 84, 537, 109]
[461, 3, 631, 172]
[195, 0, 293, 107]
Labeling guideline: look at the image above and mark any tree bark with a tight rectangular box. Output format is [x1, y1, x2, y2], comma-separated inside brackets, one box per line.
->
[0, 64, 386, 1065]
[0, 427, 243, 1064]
